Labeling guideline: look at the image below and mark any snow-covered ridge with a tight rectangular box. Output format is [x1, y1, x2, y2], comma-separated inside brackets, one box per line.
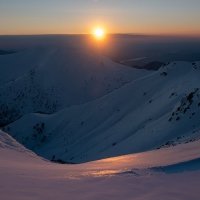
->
[0, 46, 149, 126]
[4, 61, 200, 163]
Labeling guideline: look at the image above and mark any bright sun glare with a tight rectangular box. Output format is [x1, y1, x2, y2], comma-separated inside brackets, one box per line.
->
[93, 28, 105, 40]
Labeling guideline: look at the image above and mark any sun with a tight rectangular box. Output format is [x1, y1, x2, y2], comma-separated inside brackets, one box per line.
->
[93, 28, 105, 40]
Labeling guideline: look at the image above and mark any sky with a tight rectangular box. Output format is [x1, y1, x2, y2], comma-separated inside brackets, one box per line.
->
[0, 0, 200, 36]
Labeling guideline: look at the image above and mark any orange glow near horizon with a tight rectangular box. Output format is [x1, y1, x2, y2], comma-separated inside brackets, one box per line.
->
[1, 20, 200, 38]
[1, 1, 200, 37]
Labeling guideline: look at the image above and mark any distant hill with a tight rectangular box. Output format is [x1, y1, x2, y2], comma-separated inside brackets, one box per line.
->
[0, 50, 16, 55]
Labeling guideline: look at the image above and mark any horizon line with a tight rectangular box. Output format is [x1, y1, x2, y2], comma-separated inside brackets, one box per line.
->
[0, 33, 200, 38]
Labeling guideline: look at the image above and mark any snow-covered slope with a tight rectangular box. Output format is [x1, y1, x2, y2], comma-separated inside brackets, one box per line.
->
[0, 45, 148, 126]
[5, 61, 200, 163]
[0, 130, 200, 200]
[0, 130, 27, 152]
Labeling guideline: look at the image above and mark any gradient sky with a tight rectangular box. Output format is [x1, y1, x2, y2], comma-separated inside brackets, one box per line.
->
[0, 0, 200, 36]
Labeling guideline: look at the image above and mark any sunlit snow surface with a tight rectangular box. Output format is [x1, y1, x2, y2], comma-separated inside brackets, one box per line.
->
[0, 131, 200, 200]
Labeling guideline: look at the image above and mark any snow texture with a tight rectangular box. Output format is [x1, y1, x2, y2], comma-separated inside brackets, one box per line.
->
[0, 130, 200, 200]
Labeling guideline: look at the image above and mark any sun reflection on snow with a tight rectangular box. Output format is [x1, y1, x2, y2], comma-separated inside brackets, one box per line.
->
[83, 169, 122, 177]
